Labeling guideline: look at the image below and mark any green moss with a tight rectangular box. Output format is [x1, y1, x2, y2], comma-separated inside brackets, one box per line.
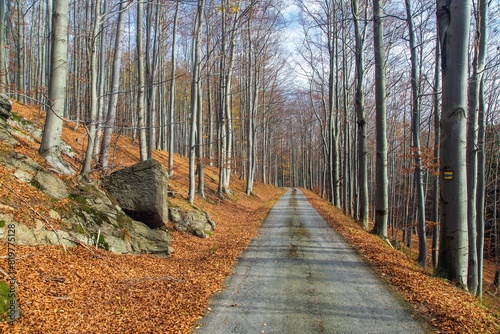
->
[0, 220, 5, 228]
[0, 280, 18, 322]
[30, 178, 43, 191]
[70, 193, 88, 204]
[90, 232, 109, 251]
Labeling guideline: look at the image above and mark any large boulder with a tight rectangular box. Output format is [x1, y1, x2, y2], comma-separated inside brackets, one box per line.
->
[103, 159, 169, 228]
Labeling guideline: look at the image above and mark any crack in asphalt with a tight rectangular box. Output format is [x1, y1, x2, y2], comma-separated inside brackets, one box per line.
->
[194, 188, 428, 334]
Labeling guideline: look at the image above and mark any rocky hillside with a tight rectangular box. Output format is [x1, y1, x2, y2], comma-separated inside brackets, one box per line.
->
[0, 98, 285, 332]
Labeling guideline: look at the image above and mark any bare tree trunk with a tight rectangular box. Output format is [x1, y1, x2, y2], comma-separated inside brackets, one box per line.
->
[432, 35, 441, 270]
[168, 0, 180, 177]
[470, 0, 488, 299]
[39, 0, 73, 175]
[351, 0, 368, 229]
[188, 0, 205, 204]
[0, 0, 7, 90]
[99, 0, 129, 171]
[405, 0, 426, 268]
[16, 0, 25, 102]
[137, 0, 147, 161]
[436, 0, 471, 289]
[81, 0, 102, 180]
[372, 0, 388, 240]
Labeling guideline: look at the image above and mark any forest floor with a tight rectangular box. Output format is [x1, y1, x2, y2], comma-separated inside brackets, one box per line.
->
[0, 101, 499, 333]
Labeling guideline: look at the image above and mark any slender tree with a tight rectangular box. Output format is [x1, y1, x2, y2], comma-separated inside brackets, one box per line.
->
[405, 0, 426, 268]
[137, 0, 147, 161]
[432, 35, 441, 270]
[99, 0, 130, 171]
[188, 0, 205, 204]
[351, 0, 368, 229]
[469, 0, 488, 298]
[0, 0, 6, 90]
[81, 0, 103, 180]
[168, 0, 180, 177]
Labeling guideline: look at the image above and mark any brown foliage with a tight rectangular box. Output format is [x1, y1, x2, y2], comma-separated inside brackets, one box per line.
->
[0, 102, 285, 333]
[301, 189, 500, 333]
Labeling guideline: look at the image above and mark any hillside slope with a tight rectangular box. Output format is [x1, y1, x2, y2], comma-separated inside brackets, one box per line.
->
[0, 102, 285, 333]
[0, 101, 499, 333]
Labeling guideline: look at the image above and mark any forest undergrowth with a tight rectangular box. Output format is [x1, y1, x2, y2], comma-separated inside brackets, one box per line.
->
[0, 102, 498, 333]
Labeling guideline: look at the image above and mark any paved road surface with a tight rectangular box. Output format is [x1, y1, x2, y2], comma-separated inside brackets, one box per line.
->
[194, 188, 428, 334]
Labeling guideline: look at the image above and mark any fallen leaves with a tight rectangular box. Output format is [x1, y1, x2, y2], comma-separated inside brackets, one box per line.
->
[0, 101, 286, 333]
[301, 188, 500, 334]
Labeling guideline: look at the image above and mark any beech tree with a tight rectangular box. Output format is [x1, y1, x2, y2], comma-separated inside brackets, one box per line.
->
[405, 0, 426, 268]
[39, 0, 74, 175]
[436, 0, 471, 289]
[371, 0, 388, 240]
[0, 0, 6, 90]
[351, 0, 368, 229]
[468, 0, 489, 297]
[98, 0, 130, 171]
[188, 0, 205, 204]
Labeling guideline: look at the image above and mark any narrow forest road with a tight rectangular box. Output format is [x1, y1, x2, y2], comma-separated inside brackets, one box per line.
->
[194, 188, 429, 334]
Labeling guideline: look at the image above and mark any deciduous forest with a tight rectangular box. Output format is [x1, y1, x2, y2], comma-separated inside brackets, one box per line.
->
[1, 0, 500, 331]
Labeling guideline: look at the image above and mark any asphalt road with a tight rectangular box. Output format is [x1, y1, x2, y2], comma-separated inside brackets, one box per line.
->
[194, 188, 428, 334]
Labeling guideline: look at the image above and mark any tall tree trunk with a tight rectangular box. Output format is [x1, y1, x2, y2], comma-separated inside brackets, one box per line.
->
[39, 0, 73, 175]
[99, 0, 129, 171]
[168, 0, 180, 177]
[137, 0, 147, 161]
[436, 0, 471, 289]
[351, 0, 368, 229]
[405, 0, 426, 268]
[81, 0, 103, 180]
[372, 0, 388, 240]
[16, 0, 25, 102]
[188, 0, 205, 204]
[0, 0, 7, 90]
[470, 0, 488, 298]
[432, 35, 441, 270]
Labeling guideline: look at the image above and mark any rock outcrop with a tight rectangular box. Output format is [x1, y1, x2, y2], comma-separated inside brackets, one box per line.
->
[0, 113, 172, 256]
[0, 94, 12, 119]
[169, 206, 216, 238]
[103, 159, 169, 229]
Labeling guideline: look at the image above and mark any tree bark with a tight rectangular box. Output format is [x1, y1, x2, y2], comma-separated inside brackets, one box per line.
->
[99, 0, 129, 171]
[39, 0, 73, 175]
[80, 0, 103, 180]
[470, 0, 488, 299]
[405, 0, 426, 268]
[188, 0, 205, 204]
[371, 0, 388, 240]
[137, 0, 148, 161]
[432, 34, 441, 270]
[351, 0, 368, 229]
[168, 0, 180, 177]
[436, 0, 471, 289]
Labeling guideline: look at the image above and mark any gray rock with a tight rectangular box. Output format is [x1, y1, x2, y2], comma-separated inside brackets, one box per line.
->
[103, 159, 169, 228]
[0, 94, 12, 119]
[169, 206, 216, 238]
[34, 170, 69, 199]
[0, 119, 17, 146]
[2, 152, 40, 173]
[14, 169, 33, 182]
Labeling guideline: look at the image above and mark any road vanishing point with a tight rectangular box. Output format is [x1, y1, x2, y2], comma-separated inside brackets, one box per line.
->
[194, 188, 429, 334]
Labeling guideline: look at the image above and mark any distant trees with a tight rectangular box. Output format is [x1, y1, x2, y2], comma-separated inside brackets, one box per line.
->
[5, 0, 500, 297]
